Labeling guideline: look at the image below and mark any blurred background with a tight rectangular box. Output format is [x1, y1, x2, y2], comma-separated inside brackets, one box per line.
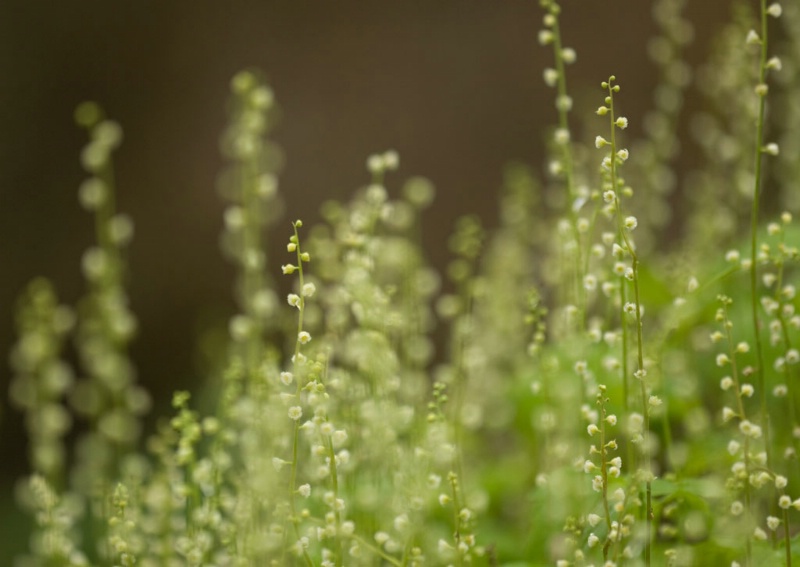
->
[1, 0, 734, 558]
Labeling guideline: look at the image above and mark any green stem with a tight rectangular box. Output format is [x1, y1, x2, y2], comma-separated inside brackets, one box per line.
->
[749, 0, 772, 476]
[286, 221, 314, 567]
[545, 1, 583, 316]
[605, 77, 651, 566]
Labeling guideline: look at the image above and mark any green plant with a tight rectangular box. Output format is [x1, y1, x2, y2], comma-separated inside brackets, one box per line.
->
[7, 1, 800, 566]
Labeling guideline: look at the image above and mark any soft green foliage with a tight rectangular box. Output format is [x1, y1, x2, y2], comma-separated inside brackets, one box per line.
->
[8, 1, 800, 566]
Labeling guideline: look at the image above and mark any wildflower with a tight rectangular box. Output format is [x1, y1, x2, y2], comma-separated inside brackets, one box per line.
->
[779, 495, 792, 509]
[301, 283, 316, 297]
[727, 440, 740, 455]
[763, 143, 779, 156]
[367, 154, 384, 173]
[617, 149, 629, 162]
[288, 406, 303, 421]
[731, 501, 744, 515]
[287, 294, 301, 308]
[752, 471, 771, 488]
[297, 484, 311, 498]
[561, 47, 577, 64]
[746, 30, 761, 45]
[280, 371, 294, 385]
[587, 424, 600, 436]
[587, 533, 600, 548]
[740, 384, 754, 398]
[739, 420, 762, 438]
[648, 396, 662, 407]
[298, 331, 312, 344]
[615, 117, 628, 129]
[595, 136, 609, 149]
[556, 95, 573, 112]
[767, 516, 781, 531]
[587, 514, 602, 527]
[606, 414, 617, 426]
[767, 3, 782, 18]
[282, 264, 297, 274]
[78, 178, 107, 210]
[624, 216, 637, 230]
[538, 29, 554, 45]
[383, 150, 399, 170]
[543, 68, 558, 87]
[287, 242, 297, 252]
[716, 353, 730, 367]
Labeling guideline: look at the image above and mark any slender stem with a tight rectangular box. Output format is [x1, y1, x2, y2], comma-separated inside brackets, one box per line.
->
[783, 507, 792, 567]
[286, 221, 314, 567]
[749, 0, 772, 475]
[545, 1, 583, 315]
[605, 77, 651, 566]
[720, 298, 753, 565]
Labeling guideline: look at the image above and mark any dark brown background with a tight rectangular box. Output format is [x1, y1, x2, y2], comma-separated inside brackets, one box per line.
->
[0, 0, 733, 557]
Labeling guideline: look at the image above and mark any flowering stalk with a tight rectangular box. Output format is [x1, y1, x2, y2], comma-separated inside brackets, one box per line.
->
[539, 0, 583, 315]
[748, 0, 783, 477]
[584, 385, 622, 562]
[282, 219, 314, 566]
[596, 76, 652, 565]
[220, 71, 282, 384]
[762, 216, 800, 462]
[715, 295, 756, 565]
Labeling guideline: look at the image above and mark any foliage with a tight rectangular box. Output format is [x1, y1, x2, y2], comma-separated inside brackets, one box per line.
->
[7, 1, 800, 566]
